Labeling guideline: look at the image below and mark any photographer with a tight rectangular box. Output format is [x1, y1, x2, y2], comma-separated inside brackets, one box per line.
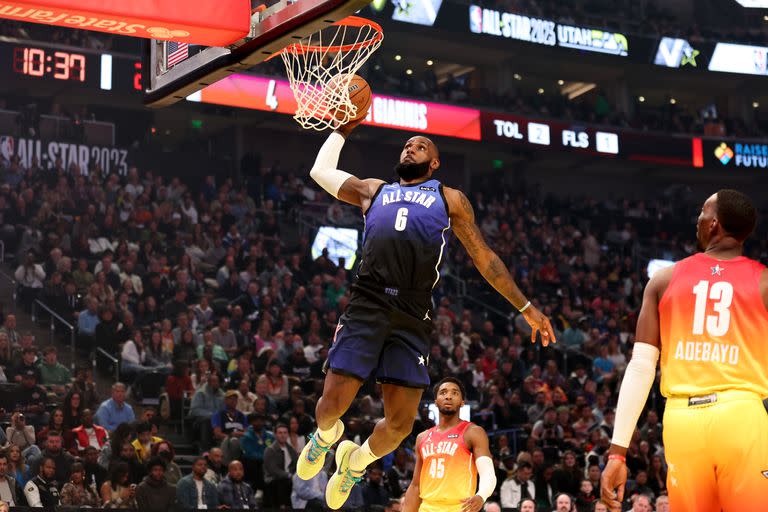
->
[531, 407, 564, 456]
[5, 412, 40, 460]
[14, 251, 45, 313]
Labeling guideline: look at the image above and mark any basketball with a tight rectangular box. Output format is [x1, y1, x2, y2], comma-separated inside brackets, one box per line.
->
[327, 74, 372, 124]
[345, 75, 372, 121]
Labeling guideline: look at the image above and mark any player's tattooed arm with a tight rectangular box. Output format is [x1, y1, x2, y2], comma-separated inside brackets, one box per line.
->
[447, 188, 529, 310]
[446, 187, 557, 345]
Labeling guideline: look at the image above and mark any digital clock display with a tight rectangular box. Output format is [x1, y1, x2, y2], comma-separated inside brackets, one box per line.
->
[12, 47, 86, 81]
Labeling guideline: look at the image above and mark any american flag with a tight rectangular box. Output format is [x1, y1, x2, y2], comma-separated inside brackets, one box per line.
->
[167, 41, 189, 67]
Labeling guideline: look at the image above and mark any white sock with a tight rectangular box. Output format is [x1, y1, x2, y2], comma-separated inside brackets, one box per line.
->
[349, 439, 379, 472]
[316, 421, 340, 446]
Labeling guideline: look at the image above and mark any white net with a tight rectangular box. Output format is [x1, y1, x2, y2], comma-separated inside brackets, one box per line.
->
[279, 17, 383, 131]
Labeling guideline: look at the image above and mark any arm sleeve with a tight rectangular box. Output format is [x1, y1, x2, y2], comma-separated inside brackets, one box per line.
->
[309, 132, 354, 199]
[475, 456, 497, 502]
[611, 342, 660, 447]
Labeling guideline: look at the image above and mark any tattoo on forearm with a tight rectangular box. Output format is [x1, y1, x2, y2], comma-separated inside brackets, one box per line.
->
[453, 192, 526, 309]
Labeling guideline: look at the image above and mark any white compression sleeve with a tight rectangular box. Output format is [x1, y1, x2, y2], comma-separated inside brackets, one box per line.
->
[310, 131, 354, 199]
[475, 456, 497, 502]
[611, 342, 660, 447]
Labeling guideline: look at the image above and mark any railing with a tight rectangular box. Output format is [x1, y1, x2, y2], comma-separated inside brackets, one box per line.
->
[94, 347, 120, 383]
[31, 299, 76, 370]
[0, 266, 16, 313]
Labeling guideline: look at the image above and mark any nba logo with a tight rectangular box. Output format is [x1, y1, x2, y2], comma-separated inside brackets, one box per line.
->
[469, 5, 483, 34]
[0, 136, 14, 162]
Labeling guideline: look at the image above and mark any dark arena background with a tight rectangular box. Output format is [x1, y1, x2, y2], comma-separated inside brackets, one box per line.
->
[0, 0, 766, 511]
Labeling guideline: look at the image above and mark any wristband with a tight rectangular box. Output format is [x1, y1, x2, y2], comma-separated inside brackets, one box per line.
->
[518, 301, 532, 313]
[608, 454, 626, 463]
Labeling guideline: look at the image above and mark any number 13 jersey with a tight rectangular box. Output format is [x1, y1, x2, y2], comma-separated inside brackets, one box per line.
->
[658, 253, 768, 397]
[356, 179, 451, 299]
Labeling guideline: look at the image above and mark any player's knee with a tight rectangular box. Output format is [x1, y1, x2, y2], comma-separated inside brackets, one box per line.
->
[388, 414, 415, 440]
[317, 394, 345, 420]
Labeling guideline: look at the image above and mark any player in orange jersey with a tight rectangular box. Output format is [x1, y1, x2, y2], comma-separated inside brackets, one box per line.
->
[403, 377, 496, 512]
[601, 189, 768, 512]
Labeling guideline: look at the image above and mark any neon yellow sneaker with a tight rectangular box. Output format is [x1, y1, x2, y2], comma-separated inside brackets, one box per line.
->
[325, 440, 365, 510]
[297, 420, 344, 480]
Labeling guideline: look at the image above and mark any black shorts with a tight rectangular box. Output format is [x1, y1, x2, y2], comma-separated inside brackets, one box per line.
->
[325, 297, 432, 389]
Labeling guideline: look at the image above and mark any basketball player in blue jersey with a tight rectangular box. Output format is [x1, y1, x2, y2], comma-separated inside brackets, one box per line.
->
[298, 116, 557, 510]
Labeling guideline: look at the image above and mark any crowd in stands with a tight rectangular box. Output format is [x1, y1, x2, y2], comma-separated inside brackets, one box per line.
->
[0, 146, 765, 512]
[4, 2, 768, 140]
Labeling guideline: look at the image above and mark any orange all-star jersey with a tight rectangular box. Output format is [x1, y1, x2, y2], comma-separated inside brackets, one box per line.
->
[417, 420, 478, 509]
[658, 253, 768, 398]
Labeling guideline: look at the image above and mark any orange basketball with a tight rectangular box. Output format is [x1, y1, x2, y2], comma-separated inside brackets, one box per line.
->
[346, 75, 372, 121]
[327, 74, 371, 123]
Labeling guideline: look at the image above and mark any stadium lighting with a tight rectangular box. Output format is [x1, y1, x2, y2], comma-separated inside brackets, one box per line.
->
[557, 79, 564, 85]
[734, 0, 768, 7]
[395, 55, 402, 61]
[406, 69, 413, 75]
[513, 73, 522, 80]
[638, 96, 646, 102]
[753, 101, 760, 108]
[537, 88, 544, 94]
[561, 82, 596, 100]
[670, 98, 677, 104]
[426, 59, 434, 66]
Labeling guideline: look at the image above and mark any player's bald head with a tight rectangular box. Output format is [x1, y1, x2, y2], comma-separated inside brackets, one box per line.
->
[407, 136, 439, 159]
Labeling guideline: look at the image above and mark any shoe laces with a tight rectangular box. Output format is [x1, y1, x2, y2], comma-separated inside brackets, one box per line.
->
[306, 432, 331, 463]
[339, 469, 363, 494]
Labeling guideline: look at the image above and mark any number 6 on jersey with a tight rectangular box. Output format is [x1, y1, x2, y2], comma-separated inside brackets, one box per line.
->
[395, 207, 409, 231]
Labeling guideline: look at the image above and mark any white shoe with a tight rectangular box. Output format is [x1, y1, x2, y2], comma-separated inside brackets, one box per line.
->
[296, 420, 344, 480]
[325, 440, 365, 510]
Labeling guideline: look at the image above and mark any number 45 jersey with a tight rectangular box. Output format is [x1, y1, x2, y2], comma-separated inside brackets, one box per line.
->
[658, 253, 768, 397]
[355, 179, 451, 306]
[417, 421, 478, 511]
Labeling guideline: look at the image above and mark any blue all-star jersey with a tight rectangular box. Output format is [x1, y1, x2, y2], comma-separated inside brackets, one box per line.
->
[355, 178, 451, 298]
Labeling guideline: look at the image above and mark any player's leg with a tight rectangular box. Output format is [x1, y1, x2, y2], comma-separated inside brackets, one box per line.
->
[663, 402, 721, 512]
[358, 382, 424, 464]
[713, 395, 768, 512]
[325, 319, 429, 509]
[297, 306, 387, 481]
[326, 382, 423, 509]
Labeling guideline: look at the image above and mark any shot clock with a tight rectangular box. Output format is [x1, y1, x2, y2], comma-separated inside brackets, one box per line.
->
[13, 47, 87, 81]
[3, 43, 139, 92]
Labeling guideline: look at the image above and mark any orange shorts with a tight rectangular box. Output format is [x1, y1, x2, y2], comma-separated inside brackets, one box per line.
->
[419, 501, 462, 512]
[663, 390, 768, 512]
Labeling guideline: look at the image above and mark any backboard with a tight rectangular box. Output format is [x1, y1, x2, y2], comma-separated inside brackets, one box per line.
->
[143, 0, 373, 107]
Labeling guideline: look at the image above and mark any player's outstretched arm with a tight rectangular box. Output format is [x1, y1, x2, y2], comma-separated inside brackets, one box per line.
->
[444, 187, 556, 346]
[462, 425, 496, 512]
[402, 432, 425, 512]
[309, 122, 385, 210]
[601, 265, 670, 512]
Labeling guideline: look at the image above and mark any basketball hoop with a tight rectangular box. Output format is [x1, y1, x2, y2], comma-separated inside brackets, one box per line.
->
[275, 16, 383, 131]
